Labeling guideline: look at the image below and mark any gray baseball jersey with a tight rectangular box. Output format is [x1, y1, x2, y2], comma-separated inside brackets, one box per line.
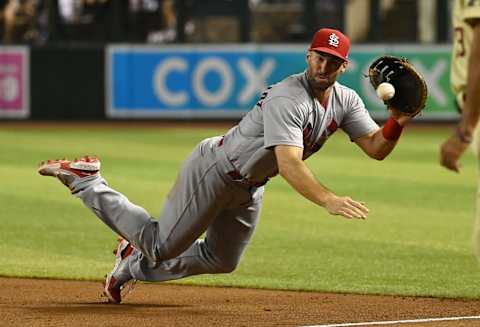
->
[77, 71, 379, 283]
[221, 72, 379, 184]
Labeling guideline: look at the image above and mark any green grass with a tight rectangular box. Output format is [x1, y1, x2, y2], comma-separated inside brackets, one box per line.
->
[0, 124, 479, 298]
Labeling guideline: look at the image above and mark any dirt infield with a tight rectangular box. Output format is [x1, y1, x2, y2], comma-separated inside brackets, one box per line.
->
[1, 278, 480, 327]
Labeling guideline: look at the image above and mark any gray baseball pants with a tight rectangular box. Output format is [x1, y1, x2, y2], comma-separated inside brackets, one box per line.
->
[76, 136, 264, 281]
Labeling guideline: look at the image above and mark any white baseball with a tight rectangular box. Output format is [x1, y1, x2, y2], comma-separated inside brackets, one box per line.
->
[376, 82, 395, 101]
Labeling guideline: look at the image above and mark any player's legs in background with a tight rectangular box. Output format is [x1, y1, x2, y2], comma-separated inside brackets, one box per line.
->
[128, 187, 264, 281]
[471, 125, 480, 260]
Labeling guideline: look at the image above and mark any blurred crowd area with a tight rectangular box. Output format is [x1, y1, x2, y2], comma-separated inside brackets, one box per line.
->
[0, 0, 451, 45]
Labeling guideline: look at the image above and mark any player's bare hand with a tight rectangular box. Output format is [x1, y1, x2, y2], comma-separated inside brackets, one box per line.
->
[324, 195, 369, 219]
[440, 134, 469, 173]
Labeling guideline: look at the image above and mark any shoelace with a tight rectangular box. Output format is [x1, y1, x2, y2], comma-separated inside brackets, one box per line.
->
[120, 279, 137, 299]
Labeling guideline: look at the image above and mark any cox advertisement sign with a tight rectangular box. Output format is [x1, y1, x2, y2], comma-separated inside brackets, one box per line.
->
[107, 45, 306, 118]
[0, 47, 29, 119]
[107, 45, 454, 120]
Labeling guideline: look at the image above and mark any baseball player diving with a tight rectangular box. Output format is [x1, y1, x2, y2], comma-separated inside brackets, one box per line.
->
[38, 28, 424, 303]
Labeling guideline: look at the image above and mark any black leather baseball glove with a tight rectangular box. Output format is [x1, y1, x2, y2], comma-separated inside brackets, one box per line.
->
[368, 56, 428, 117]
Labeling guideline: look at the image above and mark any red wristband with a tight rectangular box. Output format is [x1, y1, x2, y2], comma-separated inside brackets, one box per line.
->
[382, 117, 403, 141]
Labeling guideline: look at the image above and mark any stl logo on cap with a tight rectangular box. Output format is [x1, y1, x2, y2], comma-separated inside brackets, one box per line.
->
[309, 28, 350, 61]
[328, 33, 339, 48]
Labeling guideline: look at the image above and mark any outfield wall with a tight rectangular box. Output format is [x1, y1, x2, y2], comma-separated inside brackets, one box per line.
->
[0, 44, 457, 121]
[31, 46, 105, 120]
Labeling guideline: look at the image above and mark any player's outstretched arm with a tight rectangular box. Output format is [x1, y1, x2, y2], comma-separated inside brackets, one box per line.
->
[274, 145, 368, 220]
[353, 110, 411, 160]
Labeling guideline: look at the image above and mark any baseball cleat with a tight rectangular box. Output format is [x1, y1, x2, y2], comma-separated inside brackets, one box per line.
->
[37, 156, 100, 193]
[104, 238, 135, 304]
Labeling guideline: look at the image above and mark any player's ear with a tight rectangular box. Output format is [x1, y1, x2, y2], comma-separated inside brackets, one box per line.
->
[340, 61, 348, 73]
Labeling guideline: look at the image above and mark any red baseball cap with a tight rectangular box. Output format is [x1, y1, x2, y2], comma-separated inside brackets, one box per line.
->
[309, 28, 350, 61]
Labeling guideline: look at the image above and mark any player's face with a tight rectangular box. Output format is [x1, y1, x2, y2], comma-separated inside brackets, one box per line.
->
[306, 51, 347, 91]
